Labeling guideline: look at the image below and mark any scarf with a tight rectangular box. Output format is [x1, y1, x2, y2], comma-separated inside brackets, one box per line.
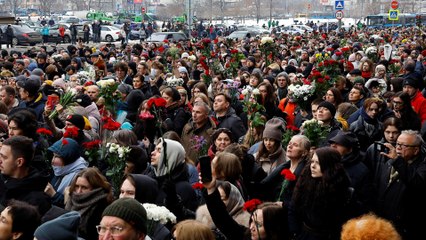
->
[65, 188, 108, 236]
[53, 157, 88, 194]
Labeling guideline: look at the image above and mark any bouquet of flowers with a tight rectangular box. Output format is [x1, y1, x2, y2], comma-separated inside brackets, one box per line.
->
[48, 91, 76, 120]
[225, 49, 246, 78]
[259, 37, 277, 67]
[167, 47, 180, 60]
[287, 84, 315, 111]
[224, 80, 241, 105]
[301, 119, 331, 147]
[145, 97, 167, 136]
[105, 142, 131, 196]
[191, 135, 209, 157]
[309, 69, 334, 99]
[97, 78, 120, 116]
[315, 52, 330, 65]
[281, 125, 300, 149]
[142, 203, 177, 237]
[316, 59, 341, 78]
[388, 59, 402, 77]
[82, 139, 102, 165]
[340, 47, 351, 59]
[277, 169, 296, 202]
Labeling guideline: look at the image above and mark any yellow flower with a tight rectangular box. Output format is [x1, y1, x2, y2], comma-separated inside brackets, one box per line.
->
[325, 53, 329, 57]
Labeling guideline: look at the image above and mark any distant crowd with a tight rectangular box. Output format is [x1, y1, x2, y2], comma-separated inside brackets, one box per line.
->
[0, 23, 425, 240]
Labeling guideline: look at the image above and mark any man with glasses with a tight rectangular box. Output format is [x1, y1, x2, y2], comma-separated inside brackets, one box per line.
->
[374, 130, 426, 240]
[98, 198, 150, 240]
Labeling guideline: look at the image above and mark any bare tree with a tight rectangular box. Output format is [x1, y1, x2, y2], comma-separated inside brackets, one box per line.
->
[4, 0, 24, 16]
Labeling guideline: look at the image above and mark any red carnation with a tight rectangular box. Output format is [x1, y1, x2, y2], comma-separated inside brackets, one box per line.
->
[421, 50, 426, 57]
[280, 169, 296, 181]
[154, 98, 167, 108]
[63, 126, 79, 138]
[230, 49, 239, 54]
[103, 118, 121, 131]
[192, 182, 204, 190]
[243, 199, 262, 212]
[335, 51, 343, 56]
[317, 77, 324, 83]
[36, 128, 53, 136]
[82, 140, 101, 149]
[62, 138, 69, 145]
[213, 38, 219, 44]
[202, 38, 211, 44]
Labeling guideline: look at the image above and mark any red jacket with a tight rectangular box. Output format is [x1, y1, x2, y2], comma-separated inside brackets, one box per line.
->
[411, 91, 426, 124]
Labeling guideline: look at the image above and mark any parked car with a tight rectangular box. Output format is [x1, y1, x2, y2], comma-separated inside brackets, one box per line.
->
[0, 24, 42, 45]
[292, 24, 313, 33]
[145, 32, 187, 43]
[226, 30, 256, 41]
[100, 25, 122, 42]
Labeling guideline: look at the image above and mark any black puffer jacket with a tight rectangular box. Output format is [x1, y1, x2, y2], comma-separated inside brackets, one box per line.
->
[214, 107, 246, 140]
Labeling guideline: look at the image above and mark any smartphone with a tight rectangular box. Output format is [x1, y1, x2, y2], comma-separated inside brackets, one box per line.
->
[374, 142, 387, 152]
[199, 155, 212, 183]
[47, 95, 60, 109]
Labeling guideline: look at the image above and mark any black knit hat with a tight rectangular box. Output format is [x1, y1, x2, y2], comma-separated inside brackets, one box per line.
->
[102, 198, 147, 234]
[317, 101, 336, 117]
[66, 114, 85, 130]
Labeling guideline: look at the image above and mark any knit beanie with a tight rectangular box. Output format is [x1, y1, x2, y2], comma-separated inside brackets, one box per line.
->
[318, 101, 336, 117]
[102, 198, 148, 234]
[66, 114, 86, 130]
[263, 117, 285, 141]
[34, 211, 81, 240]
[74, 94, 92, 108]
[48, 138, 81, 165]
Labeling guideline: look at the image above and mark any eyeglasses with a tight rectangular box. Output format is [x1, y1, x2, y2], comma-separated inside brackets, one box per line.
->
[96, 225, 124, 236]
[396, 142, 419, 149]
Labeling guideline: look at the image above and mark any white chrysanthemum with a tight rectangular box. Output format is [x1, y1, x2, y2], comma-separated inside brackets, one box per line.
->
[142, 203, 177, 224]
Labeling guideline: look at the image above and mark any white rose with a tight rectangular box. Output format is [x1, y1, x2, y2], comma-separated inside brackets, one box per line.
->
[252, 88, 260, 95]
[242, 89, 249, 96]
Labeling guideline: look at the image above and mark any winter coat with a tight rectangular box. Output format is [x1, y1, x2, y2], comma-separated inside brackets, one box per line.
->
[349, 113, 383, 152]
[181, 117, 217, 163]
[0, 169, 51, 215]
[214, 107, 246, 140]
[410, 91, 426, 124]
[20, 92, 47, 122]
[373, 155, 426, 240]
[163, 103, 190, 136]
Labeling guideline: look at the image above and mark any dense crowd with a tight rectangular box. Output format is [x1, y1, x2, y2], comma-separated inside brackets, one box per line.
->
[0, 24, 425, 240]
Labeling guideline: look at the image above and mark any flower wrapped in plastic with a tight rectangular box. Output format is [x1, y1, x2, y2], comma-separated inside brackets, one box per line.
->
[287, 83, 315, 111]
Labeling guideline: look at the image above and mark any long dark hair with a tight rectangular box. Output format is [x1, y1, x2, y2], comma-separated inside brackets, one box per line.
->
[248, 202, 289, 240]
[292, 147, 350, 211]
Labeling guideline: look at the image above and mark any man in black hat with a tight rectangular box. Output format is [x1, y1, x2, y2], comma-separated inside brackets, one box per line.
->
[402, 77, 426, 123]
[329, 130, 373, 215]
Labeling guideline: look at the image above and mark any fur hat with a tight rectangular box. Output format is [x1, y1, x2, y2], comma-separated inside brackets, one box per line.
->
[263, 117, 285, 141]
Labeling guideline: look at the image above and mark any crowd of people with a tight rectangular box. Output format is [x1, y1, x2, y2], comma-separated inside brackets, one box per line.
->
[0, 22, 425, 240]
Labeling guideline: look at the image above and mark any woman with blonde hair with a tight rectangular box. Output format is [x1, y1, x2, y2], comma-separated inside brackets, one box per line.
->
[173, 220, 215, 240]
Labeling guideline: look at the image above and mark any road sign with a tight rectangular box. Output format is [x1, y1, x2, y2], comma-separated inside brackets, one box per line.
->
[335, 10, 344, 20]
[391, 1, 398, 9]
[141, 7, 146, 13]
[389, 10, 399, 20]
[335, 0, 344, 10]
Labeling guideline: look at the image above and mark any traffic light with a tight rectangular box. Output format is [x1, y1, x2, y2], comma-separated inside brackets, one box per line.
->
[416, 15, 422, 27]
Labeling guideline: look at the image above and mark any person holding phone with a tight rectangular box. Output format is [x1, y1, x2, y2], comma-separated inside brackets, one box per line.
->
[364, 117, 403, 176]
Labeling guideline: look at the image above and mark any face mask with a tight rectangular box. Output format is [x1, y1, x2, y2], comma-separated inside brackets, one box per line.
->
[52, 165, 66, 176]
[151, 69, 157, 77]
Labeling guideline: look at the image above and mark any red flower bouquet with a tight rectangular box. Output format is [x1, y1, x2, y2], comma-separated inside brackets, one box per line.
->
[36, 128, 53, 137]
[63, 126, 79, 138]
